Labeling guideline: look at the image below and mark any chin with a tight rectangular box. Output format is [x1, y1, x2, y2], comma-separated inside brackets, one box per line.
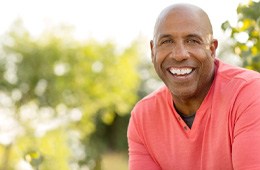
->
[169, 87, 196, 100]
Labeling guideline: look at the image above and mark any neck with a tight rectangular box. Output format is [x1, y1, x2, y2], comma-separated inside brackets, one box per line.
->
[172, 83, 211, 116]
[173, 99, 201, 116]
[173, 66, 215, 116]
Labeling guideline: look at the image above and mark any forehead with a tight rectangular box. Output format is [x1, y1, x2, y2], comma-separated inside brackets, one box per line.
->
[154, 8, 211, 40]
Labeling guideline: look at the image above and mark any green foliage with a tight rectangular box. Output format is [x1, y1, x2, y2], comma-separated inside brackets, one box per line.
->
[0, 20, 141, 169]
[221, 0, 260, 71]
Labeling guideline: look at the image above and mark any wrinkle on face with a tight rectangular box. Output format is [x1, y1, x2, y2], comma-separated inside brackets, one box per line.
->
[153, 4, 213, 46]
[150, 3, 218, 115]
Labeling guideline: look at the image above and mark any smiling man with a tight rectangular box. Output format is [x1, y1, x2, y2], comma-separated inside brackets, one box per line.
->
[127, 3, 260, 170]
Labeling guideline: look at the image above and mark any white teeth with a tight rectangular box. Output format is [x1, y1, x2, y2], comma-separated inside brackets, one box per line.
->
[169, 68, 193, 75]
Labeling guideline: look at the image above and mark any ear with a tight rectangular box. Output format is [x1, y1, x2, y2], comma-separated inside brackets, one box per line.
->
[150, 40, 155, 62]
[210, 39, 218, 58]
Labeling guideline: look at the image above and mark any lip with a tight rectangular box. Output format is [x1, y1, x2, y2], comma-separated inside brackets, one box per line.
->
[166, 66, 196, 82]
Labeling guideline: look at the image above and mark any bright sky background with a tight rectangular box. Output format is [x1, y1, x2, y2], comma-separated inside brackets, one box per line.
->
[0, 0, 247, 48]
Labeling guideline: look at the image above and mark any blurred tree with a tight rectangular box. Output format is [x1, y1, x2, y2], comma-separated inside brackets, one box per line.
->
[221, 0, 260, 71]
[0, 20, 141, 170]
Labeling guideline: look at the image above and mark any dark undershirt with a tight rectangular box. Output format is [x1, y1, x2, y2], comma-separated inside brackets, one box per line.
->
[178, 113, 196, 129]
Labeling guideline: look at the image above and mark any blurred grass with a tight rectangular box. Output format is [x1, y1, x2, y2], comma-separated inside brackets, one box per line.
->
[102, 151, 128, 170]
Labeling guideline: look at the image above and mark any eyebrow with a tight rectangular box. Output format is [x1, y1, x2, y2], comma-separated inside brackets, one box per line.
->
[157, 34, 172, 41]
[156, 33, 204, 42]
[155, 34, 173, 45]
[185, 34, 203, 41]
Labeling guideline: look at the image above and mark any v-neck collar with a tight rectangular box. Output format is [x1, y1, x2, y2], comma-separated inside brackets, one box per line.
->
[166, 80, 215, 138]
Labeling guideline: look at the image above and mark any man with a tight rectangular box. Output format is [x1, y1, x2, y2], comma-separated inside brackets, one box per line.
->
[127, 3, 260, 170]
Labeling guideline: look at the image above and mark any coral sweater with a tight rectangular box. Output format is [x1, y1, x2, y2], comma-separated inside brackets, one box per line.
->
[128, 60, 260, 170]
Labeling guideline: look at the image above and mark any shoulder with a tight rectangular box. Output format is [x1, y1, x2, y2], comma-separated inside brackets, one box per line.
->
[140, 85, 169, 103]
[214, 59, 260, 112]
[131, 85, 171, 116]
[214, 59, 260, 98]
[215, 59, 260, 83]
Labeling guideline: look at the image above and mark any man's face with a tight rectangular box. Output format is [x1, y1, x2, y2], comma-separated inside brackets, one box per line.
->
[151, 10, 218, 100]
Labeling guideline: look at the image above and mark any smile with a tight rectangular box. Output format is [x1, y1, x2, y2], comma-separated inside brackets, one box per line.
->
[169, 67, 194, 76]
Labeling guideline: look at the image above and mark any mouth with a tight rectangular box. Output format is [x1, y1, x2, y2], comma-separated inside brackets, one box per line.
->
[168, 67, 194, 76]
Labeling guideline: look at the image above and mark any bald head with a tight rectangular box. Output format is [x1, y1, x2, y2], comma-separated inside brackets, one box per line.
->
[153, 3, 213, 42]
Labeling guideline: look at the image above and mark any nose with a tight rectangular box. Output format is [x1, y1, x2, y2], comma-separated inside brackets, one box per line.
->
[171, 43, 190, 61]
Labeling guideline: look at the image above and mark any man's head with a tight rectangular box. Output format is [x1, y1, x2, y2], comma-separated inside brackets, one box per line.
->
[150, 3, 218, 102]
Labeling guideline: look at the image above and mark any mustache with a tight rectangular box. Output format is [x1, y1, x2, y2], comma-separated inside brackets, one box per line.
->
[162, 59, 197, 68]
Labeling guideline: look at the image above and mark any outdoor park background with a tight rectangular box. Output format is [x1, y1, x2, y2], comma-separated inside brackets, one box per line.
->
[0, 0, 259, 169]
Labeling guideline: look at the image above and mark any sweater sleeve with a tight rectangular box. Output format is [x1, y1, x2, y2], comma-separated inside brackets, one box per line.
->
[127, 113, 161, 170]
[232, 79, 260, 170]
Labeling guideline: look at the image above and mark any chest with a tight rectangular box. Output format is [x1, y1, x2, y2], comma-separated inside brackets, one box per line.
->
[143, 107, 234, 170]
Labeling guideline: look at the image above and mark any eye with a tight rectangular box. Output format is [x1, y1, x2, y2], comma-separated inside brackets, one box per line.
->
[186, 38, 201, 45]
[161, 39, 173, 45]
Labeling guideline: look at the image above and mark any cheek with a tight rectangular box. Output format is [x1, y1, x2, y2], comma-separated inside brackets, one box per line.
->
[152, 53, 162, 68]
[200, 58, 215, 78]
[195, 51, 215, 74]
[196, 50, 214, 66]
[153, 51, 169, 65]
[152, 53, 167, 78]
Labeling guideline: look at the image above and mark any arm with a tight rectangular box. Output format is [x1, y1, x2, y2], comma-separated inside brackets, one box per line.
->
[232, 79, 260, 170]
[127, 114, 161, 170]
